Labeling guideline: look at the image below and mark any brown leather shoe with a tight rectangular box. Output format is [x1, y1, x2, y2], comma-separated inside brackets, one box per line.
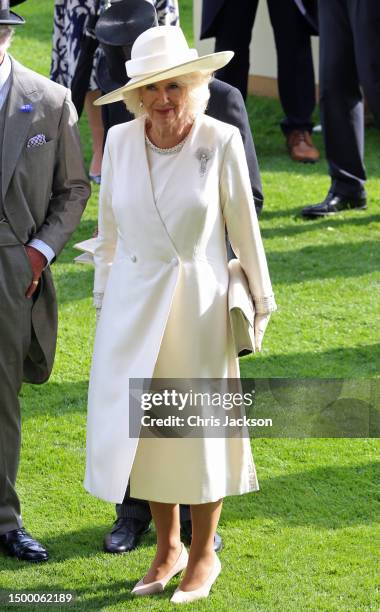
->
[286, 130, 320, 163]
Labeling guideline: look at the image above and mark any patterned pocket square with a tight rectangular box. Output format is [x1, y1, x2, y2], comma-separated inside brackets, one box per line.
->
[27, 134, 47, 148]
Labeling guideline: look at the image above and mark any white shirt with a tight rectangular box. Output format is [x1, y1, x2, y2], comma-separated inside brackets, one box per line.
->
[0, 52, 11, 111]
[0, 53, 55, 264]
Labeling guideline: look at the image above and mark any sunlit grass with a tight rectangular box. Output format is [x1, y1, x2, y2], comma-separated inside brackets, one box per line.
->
[2, 1, 379, 610]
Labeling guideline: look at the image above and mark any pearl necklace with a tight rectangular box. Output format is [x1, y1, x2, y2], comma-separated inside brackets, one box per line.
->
[145, 132, 189, 155]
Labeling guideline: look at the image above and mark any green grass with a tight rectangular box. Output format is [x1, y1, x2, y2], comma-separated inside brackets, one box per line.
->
[2, 1, 380, 610]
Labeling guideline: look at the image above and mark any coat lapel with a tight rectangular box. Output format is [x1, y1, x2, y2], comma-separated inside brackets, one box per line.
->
[2, 58, 41, 200]
[137, 117, 157, 210]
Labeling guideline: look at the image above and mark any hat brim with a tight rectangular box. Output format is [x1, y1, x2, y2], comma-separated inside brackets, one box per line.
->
[0, 11, 25, 25]
[94, 51, 233, 106]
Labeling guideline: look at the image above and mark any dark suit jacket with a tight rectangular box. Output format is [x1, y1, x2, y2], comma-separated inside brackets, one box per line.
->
[201, 0, 318, 39]
[3, 59, 90, 383]
[208, 78, 263, 213]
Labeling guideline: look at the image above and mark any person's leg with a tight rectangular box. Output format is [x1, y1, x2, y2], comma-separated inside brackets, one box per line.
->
[143, 501, 182, 583]
[0, 245, 32, 536]
[103, 484, 151, 553]
[179, 499, 223, 591]
[116, 485, 152, 524]
[84, 90, 104, 178]
[179, 504, 190, 523]
[318, 0, 366, 198]
[213, 0, 259, 100]
[267, 0, 316, 134]
[0, 365, 23, 535]
[349, 0, 380, 129]
[0, 244, 47, 561]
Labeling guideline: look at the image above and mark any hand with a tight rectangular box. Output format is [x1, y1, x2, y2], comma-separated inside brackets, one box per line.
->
[254, 313, 271, 352]
[25, 246, 47, 299]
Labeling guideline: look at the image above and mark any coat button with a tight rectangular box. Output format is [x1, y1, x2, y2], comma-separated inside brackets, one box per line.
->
[171, 257, 178, 266]
[130, 254, 137, 262]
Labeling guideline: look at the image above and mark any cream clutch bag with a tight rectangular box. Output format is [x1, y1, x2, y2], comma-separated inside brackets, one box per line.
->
[73, 237, 97, 265]
[228, 259, 255, 357]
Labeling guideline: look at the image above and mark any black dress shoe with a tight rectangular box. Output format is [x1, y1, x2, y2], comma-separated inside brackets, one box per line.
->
[180, 520, 223, 553]
[301, 192, 367, 218]
[103, 517, 150, 553]
[0, 529, 48, 562]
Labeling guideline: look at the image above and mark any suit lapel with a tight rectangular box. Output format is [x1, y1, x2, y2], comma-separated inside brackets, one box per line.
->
[2, 58, 40, 200]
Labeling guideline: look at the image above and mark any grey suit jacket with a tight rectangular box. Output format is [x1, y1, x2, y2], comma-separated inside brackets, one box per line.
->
[2, 58, 90, 383]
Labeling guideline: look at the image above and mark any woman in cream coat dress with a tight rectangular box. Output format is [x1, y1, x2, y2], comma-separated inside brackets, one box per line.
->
[85, 26, 276, 603]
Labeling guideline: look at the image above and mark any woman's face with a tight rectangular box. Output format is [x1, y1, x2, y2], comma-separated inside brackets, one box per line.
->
[140, 78, 189, 130]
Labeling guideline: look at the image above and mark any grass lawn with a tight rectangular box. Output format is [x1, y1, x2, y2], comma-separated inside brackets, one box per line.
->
[1, 1, 379, 610]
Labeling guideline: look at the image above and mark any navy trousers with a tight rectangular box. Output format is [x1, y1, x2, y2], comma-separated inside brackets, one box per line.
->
[213, 0, 316, 133]
[319, 0, 380, 198]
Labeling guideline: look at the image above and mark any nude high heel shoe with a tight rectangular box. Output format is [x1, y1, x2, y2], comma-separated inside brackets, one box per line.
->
[131, 543, 188, 596]
[170, 553, 221, 604]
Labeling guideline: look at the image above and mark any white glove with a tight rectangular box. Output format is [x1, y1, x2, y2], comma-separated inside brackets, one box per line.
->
[254, 313, 271, 352]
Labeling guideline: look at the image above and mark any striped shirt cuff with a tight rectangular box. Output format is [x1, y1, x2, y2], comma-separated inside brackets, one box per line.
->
[27, 239, 55, 265]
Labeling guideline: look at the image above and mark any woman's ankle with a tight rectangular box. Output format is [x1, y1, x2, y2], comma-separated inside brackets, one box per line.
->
[155, 540, 182, 560]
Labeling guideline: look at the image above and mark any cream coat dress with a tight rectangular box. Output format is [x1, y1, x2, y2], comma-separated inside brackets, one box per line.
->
[84, 113, 276, 504]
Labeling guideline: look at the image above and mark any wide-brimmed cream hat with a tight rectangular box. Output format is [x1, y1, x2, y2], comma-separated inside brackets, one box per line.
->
[94, 25, 233, 106]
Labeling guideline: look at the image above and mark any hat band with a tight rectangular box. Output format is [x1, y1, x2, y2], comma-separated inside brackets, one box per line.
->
[126, 49, 198, 79]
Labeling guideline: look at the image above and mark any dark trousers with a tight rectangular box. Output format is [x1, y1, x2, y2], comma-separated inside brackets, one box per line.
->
[213, 0, 316, 132]
[319, 0, 380, 198]
[101, 102, 134, 141]
[116, 483, 191, 524]
[0, 236, 33, 535]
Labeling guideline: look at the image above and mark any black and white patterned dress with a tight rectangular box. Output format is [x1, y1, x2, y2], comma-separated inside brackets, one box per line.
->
[50, 0, 179, 90]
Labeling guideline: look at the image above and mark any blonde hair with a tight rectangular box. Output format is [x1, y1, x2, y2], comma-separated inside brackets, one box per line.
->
[123, 71, 212, 120]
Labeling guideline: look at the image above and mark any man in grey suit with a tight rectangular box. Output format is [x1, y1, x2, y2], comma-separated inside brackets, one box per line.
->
[0, 1, 90, 562]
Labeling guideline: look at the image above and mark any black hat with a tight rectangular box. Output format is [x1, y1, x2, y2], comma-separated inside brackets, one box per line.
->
[96, 52, 121, 94]
[0, 0, 25, 25]
[96, 0, 157, 84]
[96, 0, 157, 47]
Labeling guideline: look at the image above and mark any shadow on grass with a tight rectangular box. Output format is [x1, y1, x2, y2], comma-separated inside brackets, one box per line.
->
[0, 524, 155, 572]
[0, 580, 168, 611]
[261, 213, 380, 239]
[3, 461, 379, 556]
[49, 221, 380, 306]
[267, 239, 380, 284]
[241, 344, 380, 378]
[43, 523, 157, 562]
[1, 461, 378, 576]
[221, 461, 380, 529]
[20, 344, 380, 418]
